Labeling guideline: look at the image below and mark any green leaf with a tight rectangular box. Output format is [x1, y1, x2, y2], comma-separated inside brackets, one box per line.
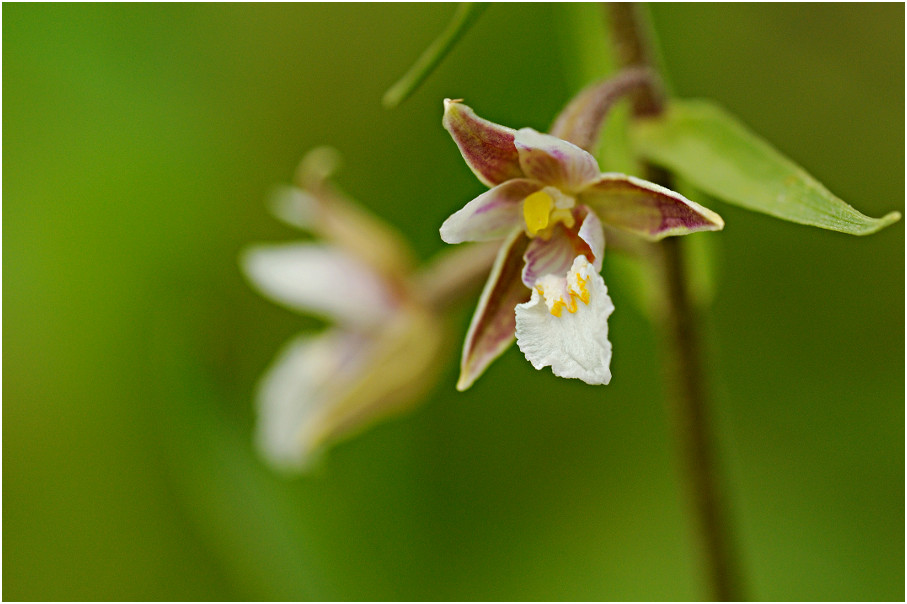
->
[382, 3, 488, 109]
[630, 99, 901, 235]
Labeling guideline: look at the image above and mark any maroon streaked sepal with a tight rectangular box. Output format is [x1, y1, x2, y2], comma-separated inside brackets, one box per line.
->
[456, 228, 531, 391]
[580, 173, 724, 240]
[443, 99, 526, 188]
[513, 128, 601, 193]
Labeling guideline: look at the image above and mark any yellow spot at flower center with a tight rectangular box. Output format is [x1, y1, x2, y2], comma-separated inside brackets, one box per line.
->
[523, 190, 553, 236]
[522, 188, 577, 238]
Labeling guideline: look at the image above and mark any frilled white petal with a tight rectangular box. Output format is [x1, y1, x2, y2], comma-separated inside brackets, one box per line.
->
[240, 243, 397, 328]
[515, 256, 614, 385]
[254, 330, 369, 471]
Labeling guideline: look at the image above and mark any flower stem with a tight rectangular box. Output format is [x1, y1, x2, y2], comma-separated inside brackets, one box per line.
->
[653, 235, 743, 601]
[605, 3, 744, 600]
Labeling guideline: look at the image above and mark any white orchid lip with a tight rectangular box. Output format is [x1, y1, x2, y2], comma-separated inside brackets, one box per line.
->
[515, 255, 614, 385]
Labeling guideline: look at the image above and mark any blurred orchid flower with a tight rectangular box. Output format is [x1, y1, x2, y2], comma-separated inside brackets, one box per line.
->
[241, 148, 469, 471]
[440, 99, 724, 390]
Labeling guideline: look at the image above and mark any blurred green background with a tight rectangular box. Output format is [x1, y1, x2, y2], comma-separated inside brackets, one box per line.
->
[4, 3, 903, 600]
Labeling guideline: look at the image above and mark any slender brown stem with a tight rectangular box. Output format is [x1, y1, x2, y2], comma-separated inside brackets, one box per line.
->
[605, 3, 744, 600]
[654, 237, 743, 601]
[605, 3, 665, 117]
[549, 66, 656, 152]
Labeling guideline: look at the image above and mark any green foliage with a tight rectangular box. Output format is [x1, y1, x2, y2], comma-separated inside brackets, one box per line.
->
[382, 3, 488, 108]
[631, 99, 901, 235]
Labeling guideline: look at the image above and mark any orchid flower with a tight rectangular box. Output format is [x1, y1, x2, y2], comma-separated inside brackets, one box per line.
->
[241, 148, 447, 471]
[440, 99, 724, 390]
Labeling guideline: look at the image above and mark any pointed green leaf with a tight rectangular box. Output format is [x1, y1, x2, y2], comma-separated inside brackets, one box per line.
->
[630, 99, 901, 235]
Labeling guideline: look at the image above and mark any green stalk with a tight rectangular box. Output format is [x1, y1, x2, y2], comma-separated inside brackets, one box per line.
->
[382, 3, 488, 108]
[604, 3, 745, 600]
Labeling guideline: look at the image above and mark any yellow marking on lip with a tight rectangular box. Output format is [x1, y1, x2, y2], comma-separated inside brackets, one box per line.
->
[545, 269, 592, 317]
[575, 273, 590, 304]
[550, 300, 565, 317]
